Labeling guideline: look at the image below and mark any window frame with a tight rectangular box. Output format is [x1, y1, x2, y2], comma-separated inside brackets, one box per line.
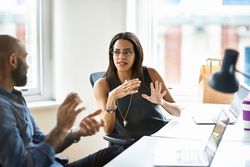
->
[20, 0, 53, 102]
[128, 0, 250, 102]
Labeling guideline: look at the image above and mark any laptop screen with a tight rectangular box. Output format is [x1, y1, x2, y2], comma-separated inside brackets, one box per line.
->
[230, 85, 249, 117]
[204, 111, 229, 163]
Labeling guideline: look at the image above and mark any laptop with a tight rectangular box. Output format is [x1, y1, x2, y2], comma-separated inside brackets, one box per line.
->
[192, 84, 249, 125]
[154, 110, 230, 167]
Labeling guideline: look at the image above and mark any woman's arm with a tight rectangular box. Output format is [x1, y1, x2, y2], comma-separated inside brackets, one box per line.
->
[93, 78, 141, 133]
[93, 78, 116, 134]
[145, 67, 181, 116]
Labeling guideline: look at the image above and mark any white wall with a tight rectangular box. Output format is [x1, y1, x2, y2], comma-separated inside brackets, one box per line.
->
[32, 0, 127, 162]
[53, 0, 127, 101]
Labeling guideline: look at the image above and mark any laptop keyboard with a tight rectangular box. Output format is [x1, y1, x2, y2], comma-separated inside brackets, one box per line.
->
[176, 149, 206, 164]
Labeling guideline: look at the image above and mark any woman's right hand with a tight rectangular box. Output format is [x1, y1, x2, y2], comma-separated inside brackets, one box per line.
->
[109, 78, 141, 100]
[103, 78, 141, 133]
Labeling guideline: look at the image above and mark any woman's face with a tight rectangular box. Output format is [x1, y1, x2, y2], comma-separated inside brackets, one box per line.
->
[112, 39, 135, 72]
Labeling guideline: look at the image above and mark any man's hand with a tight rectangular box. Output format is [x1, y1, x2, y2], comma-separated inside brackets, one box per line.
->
[72, 109, 105, 138]
[46, 93, 85, 150]
[57, 93, 85, 132]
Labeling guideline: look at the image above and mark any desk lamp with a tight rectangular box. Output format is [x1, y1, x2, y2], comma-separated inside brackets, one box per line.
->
[208, 49, 250, 93]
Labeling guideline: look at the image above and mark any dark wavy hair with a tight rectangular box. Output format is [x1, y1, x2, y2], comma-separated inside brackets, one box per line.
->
[105, 32, 144, 89]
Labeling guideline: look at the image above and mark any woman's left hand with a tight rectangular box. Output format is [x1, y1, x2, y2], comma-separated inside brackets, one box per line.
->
[141, 81, 167, 105]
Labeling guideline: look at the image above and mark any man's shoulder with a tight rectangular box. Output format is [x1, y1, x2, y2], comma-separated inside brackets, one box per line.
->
[0, 94, 22, 120]
[0, 97, 17, 127]
[0, 94, 12, 108]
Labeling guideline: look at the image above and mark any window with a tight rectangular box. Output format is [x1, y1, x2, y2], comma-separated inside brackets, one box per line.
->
[0, 0, 53, 101]
[129, 0, 250, 102]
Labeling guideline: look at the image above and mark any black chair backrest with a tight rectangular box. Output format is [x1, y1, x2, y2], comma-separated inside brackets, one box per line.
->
[89, 72, 105, 87]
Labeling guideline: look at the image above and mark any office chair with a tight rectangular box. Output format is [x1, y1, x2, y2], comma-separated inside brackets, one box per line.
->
[55, 156, 69, 166]
[89, 72, 135, 146]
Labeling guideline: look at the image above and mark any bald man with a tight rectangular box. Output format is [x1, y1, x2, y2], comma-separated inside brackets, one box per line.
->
[0, 35, 123, 167]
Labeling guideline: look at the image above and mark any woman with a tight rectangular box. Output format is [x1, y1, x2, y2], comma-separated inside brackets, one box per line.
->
[93, 32, 181, 142]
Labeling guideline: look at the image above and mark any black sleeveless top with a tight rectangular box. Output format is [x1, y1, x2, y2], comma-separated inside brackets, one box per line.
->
[109, 67, 168, 139]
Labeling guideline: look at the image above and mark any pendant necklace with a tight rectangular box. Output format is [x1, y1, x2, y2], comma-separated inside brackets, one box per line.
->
[116, 94, 133, 127]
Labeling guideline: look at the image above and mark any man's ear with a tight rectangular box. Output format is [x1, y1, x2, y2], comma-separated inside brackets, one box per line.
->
[8, 53, 18, 69]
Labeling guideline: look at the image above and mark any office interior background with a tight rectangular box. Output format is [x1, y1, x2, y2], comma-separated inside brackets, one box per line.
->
[1, 0, 250, 162]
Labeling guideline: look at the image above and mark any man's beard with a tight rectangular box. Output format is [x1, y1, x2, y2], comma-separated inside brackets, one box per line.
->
[11, 58, 27, 87]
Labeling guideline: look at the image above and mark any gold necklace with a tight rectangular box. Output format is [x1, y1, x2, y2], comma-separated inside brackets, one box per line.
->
[116, 94, 133, 127]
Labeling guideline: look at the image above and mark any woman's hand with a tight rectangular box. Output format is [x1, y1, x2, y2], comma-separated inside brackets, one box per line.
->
[109, 78, 141, 100]
[141, 81, 167, 105]
[102, 79, 140, 134]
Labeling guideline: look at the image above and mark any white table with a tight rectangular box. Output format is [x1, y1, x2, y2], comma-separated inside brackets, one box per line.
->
[105, 136, 250, 167]
[105, 103, 250, 167]
[154, 103, 250, 142]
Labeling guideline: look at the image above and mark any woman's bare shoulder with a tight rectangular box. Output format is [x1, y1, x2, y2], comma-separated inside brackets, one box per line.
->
[145, 67, 161, 80]
[94, 77, 109, 90]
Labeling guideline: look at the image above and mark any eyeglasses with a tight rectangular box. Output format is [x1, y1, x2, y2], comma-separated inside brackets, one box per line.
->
[112, 50, 134, 57]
